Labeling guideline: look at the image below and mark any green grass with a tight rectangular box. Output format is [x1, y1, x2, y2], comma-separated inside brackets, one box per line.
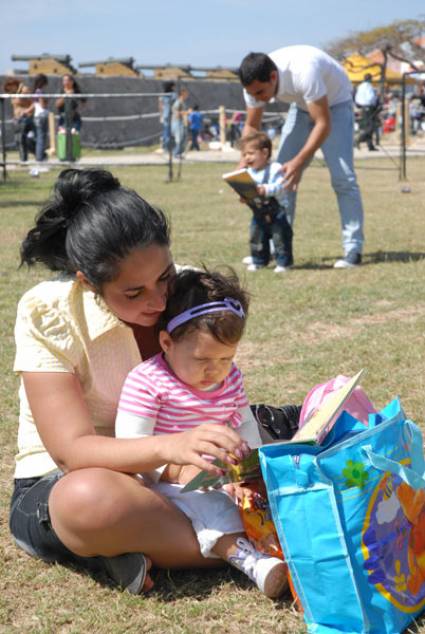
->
[1, 158, 425, 633]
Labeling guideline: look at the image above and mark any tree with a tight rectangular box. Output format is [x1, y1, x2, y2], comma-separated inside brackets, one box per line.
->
[326, 19, 425, 94]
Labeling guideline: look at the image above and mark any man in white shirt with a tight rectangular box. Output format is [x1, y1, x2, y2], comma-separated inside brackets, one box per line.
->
[355, 74, 378, 108]
[355, 74, 379, 151]
[238, 46, 365, 269]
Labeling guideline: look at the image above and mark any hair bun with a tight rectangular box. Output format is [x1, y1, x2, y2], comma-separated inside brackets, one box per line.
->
[55, 169, 120, 223]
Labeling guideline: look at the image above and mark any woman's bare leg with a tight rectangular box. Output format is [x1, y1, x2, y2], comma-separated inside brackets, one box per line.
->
[48, 468, 220, 569]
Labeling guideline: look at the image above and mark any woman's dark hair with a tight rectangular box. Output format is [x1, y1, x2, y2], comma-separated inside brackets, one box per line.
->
[20, 168, 170, 290]
[238, 52, 277, 86]
[159, 268, 249, 345]
[63, 73, 81, 94]
[163, 81, 176, 93]
[33, 74, 48, 91]
[62, 74, 87, 105]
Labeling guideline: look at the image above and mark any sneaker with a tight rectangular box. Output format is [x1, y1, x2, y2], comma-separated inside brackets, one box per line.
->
[102, 552, 148, 594]
[333, 252, 362, 269]
[229, 537, 288, 598]
[242, 255, 253, 265]
[274, 265, 291, 273]
[246, 263, 264, 272]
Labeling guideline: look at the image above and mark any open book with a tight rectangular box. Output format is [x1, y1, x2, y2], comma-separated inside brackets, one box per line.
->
[222, 168, 261, 204]
[181, 369, 365, 493]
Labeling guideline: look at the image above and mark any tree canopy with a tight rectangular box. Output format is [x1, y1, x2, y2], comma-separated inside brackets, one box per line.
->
[326, 19, 425, 92]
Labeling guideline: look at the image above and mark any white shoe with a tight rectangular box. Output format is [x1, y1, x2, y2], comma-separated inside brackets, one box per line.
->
[333, 252, 362, 269]
[247, 263, 263, 272]
[229, 537, 287, 598]
[274, 265, 291, 273]
[242, 255, 253, 265]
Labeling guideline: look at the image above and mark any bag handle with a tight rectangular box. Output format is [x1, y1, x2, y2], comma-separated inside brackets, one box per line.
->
[362, 421, 425, 490]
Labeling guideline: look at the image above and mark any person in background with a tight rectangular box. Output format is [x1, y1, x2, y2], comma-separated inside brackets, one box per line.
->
[56, 73, 84, 133]
[238, 46, 365, 269]
[355, 73, 379, 151]
[158, 81, 176, 153]
[409, 83, 425, 135]
[229, 111, 243, 147]
[187, 104, 203, 151]
[5, 77, 35, 162]
[171, 87, 189, 158]
[32, 74, 49, 162]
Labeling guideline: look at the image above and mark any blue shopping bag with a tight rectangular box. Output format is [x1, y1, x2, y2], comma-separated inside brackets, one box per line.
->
[259, 399, 425, 634]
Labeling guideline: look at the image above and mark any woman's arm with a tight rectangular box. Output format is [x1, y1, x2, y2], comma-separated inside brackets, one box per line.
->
[23, 371, 245, 475]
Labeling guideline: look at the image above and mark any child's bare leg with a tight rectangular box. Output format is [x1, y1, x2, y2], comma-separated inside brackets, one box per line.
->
[212, 532, 288, 599]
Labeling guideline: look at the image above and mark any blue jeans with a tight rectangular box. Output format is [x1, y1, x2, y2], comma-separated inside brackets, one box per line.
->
[172, 120, 186, 157]
[250, 208, 293, 267]
[15, 116, 35, 161]
[277, 101, 364, 257]
[34, 113, 48, 161]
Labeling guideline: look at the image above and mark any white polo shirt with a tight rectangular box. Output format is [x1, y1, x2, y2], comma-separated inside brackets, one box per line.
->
[244, 45, 353, 112]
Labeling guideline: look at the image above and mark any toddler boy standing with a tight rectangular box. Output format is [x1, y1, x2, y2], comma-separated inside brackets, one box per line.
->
[240, 132, 293, 273]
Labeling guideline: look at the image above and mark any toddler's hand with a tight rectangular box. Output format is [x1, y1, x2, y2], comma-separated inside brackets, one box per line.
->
[161, 424, 250, 476]
[256, 185, 267, 197]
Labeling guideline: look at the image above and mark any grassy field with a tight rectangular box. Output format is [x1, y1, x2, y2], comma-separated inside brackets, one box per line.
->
[0, 157, 425, 633]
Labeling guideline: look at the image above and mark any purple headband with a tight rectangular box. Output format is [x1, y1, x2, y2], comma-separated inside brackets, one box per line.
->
[166, 297, 245, 334]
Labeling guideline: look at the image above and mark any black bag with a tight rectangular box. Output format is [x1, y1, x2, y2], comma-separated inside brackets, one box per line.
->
[251, 404, 301, 443]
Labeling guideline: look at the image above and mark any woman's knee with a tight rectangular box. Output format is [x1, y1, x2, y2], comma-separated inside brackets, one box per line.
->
[49, 468, 140, 534]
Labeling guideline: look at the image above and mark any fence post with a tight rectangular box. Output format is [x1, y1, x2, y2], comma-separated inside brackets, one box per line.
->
[219, 105, 226, 149]
[47, 112, 56, 158]
[0, 98, 7, 181]
[400, 75, 407, 182]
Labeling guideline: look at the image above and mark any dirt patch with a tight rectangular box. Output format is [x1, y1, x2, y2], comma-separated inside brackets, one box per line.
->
[300, 304, 425, 345]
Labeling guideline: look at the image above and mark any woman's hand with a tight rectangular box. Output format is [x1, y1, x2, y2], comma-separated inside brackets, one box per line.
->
[160, 424, 251, 475]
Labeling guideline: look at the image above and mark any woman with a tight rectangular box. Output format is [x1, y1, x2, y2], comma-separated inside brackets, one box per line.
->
[32, 73, 49, 161]
[171, 87, 189, 158]
[5, 77, 35, 162]
[10, 168, 256, 594]
[56, 73, 84, 132]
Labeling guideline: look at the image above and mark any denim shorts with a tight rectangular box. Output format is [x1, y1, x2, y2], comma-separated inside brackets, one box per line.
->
[9, 471, 103, 575]
[9, 473, 144, 588]
[9, 471, 76, 563]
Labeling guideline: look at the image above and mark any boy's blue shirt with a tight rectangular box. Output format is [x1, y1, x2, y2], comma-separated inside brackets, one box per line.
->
[188, 111, 203, 131]
[247, 161, 287, 207]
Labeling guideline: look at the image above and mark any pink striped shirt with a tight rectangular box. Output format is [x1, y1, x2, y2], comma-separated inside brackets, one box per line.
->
[118, 353, 249, 434]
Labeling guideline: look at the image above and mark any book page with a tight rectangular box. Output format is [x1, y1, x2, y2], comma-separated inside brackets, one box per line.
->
[292, 369, 365, 443]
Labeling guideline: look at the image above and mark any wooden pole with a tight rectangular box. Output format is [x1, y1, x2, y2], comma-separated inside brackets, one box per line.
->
[47, 111, 56, 157]
[219, 105, 226, 149]
[0, 98, 7, 181]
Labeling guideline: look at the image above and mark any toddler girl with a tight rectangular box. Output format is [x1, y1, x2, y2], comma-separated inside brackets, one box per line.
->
[116, 268, 287, 598]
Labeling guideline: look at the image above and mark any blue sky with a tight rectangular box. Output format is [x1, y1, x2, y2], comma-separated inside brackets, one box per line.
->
[1, 0, 424, 75]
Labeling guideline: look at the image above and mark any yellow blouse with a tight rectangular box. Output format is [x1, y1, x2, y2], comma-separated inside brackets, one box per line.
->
[13, 278, 141, 478]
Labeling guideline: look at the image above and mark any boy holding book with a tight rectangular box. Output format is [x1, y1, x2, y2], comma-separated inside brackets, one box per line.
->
[239, 132, 293, 273]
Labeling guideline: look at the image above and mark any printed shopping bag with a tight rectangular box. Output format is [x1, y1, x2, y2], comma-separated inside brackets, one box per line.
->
[259, 398, 425, 634]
